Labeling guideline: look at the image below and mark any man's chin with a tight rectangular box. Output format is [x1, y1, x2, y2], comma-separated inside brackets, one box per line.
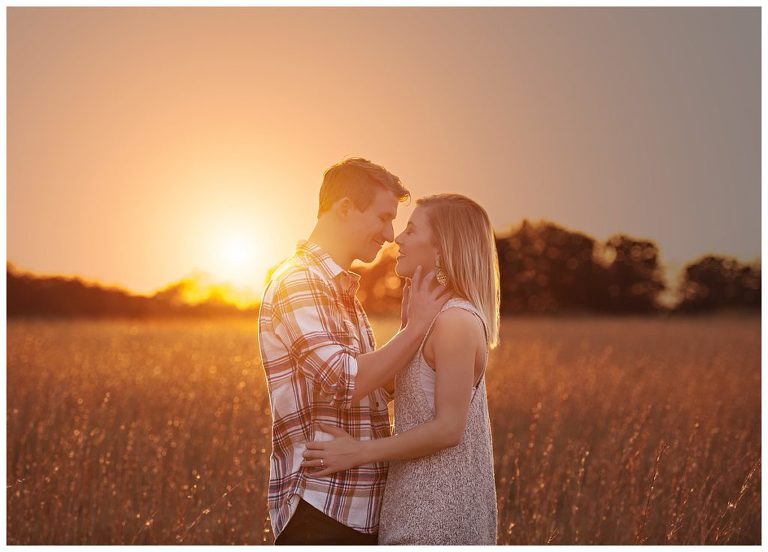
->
[360, 249, 379, 264]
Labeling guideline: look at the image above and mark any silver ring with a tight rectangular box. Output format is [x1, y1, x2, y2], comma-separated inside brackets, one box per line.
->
[320, 458, 325, 467]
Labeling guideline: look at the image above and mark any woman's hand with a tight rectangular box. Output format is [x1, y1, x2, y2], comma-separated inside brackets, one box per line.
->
[301, 423, 369, 477]
[406, 266, 451, 332]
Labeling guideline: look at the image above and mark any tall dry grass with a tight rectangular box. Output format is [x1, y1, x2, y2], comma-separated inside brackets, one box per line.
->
[6, 315, 760, 544]
[486, 315, 760, 544]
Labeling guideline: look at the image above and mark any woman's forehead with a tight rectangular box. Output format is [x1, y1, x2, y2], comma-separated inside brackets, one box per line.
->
[409, 205, 430, 225]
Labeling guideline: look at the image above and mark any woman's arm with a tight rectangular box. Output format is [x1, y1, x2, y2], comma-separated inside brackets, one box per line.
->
[303, 308, 483, 476]
[350, 268, 450, 402]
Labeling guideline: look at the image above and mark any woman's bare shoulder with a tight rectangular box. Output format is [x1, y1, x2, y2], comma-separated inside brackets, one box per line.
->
[424, 305, 484, 360]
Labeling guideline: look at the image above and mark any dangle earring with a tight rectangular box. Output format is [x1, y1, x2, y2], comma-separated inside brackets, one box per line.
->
[435, 256, 449, 287]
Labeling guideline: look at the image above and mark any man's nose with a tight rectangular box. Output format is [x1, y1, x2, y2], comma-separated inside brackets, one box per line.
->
[383, 223, 395, 243]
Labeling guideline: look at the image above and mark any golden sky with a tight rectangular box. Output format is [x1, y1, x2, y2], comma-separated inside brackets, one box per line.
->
[7, 8, 761, 302]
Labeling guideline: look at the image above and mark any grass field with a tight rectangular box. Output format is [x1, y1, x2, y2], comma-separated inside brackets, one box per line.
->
[6, 314, 761, 544]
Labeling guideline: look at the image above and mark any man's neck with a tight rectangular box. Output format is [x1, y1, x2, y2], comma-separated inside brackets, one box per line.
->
[307, 225, 354, 271]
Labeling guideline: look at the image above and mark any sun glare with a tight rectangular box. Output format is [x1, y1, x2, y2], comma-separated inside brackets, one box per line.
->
[213, 231, 261, 285]
[222, 237, 251, 268]
[195, 214, 283, 306]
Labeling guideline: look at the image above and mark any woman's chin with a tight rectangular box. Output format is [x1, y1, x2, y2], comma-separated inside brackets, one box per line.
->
[394, 261, 411, 279]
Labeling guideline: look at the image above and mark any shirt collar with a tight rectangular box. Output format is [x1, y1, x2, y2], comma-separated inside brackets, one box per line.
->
[296, 240, 361, 295]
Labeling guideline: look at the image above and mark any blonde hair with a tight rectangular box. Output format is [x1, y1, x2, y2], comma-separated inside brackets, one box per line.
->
[318, 157, 410, 217]
[417, 194, 501, 349]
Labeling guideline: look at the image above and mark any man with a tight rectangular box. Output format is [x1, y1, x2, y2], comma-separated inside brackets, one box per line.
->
[258, 158, 448, 545]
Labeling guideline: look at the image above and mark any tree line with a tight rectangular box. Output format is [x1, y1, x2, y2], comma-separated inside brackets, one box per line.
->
[354, 220, 760, 316]
[7, 219, 760, 318]
[6, 264, 259, 319]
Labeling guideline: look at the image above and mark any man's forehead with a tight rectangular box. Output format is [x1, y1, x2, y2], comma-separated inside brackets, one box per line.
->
[379, 204, 398, 217]
[372, 189, 400, 215]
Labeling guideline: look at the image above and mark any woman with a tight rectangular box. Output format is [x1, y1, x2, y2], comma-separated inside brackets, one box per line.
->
[301, 193, 500, 545]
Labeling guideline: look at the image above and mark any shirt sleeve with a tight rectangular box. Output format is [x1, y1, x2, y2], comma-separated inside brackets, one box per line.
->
[270, 268, 358, 410]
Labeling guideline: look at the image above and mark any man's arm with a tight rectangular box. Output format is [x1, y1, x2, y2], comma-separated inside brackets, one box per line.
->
[270, 268, 360, 409]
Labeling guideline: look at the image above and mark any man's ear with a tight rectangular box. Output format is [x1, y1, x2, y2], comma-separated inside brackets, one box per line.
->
[334, 197, 354, 219]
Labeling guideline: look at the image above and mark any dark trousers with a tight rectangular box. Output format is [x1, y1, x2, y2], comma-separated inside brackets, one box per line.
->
[275, 498, 378, 545]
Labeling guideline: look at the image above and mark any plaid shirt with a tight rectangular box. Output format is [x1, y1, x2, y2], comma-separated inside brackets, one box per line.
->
[258, 240, 392, 539]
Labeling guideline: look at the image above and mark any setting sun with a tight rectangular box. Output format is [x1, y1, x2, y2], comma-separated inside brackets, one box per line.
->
[221, 235, 252, 269]
[191, 220, 281, 307]
[209, 229, 261, 284]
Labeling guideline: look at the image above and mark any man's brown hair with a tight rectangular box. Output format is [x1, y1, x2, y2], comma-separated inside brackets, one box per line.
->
[318, 157, 410, 217]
